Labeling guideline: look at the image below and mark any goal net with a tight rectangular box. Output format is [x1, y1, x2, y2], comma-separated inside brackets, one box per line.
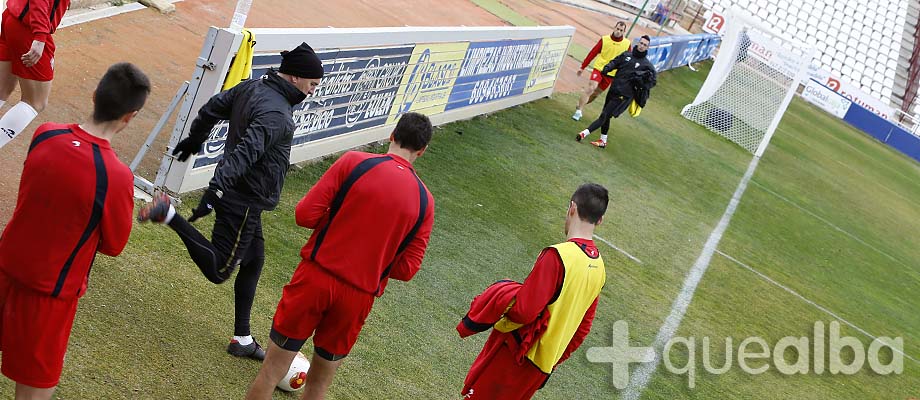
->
[681, 9, 814, 156]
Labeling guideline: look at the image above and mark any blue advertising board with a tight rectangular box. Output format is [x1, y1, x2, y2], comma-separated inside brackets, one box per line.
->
[647, 33, 720, 73]
[445, 39, 542, 111]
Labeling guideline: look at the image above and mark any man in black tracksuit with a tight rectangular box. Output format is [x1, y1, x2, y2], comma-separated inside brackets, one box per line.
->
[576, 35, 657, 149]
[138, 42, 324, 360]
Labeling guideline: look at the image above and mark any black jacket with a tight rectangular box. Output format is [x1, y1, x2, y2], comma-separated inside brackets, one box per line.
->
[187, 70, 307, 210]
[602, 51, 657, 106]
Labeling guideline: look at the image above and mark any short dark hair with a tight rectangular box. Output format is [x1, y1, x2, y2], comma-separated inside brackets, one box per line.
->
[393, 112, 433, 151]
[571, 183, 608, 224]
[93, 63, 151, 123]
[640, 35, 652, 43]
[615, 21, 627, 27]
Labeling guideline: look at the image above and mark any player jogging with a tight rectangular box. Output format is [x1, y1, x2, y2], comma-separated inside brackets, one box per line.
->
[0, 0, 70, 150]
[572, 20, 630, 121]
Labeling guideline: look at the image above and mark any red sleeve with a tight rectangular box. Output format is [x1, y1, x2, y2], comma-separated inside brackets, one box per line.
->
[388, 192, 434, 282]
[581, 39, 603, 70]
[295, 152, 355, 229]
[27, 0, 54, 43]
[505, 248, 564, 325]
[557, 297, 599, 365]
[97, 166, 134, 256]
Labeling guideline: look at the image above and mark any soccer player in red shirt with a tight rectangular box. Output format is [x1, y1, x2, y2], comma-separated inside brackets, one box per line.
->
[0, 62, 149, 400]
[0, 0, 70, 150]
[244, 112, 436, 400]
[460, 183, 608, 399]
[572, 20, 630, 121]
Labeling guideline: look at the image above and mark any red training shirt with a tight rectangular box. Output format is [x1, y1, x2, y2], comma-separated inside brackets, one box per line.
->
[580, 35, 626, 70]
[4, 0, 70, 43]
[0, 123, 134, 299]
[296, 151, 435, 296]
[506, 237, 601, 365]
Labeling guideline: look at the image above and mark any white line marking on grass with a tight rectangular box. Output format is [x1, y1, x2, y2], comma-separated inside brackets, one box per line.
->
[622, 156, 762, 400]
[716, 249, 919, 364]
[750, 179, 914, 273]
[593, 234, 642, 264]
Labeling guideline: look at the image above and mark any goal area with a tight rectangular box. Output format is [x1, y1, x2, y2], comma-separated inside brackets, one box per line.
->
[681, 9, 814, 156]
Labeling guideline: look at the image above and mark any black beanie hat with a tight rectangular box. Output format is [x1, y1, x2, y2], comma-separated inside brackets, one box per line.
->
[279, 42, 324, 79]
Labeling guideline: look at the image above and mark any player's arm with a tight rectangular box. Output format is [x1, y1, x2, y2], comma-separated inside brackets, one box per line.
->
[173, 88, 240, 161]
[579, 39, 604, 72]
[646, 65, 658, 88]
[557, 297, 599, 365]
[389, 195, 435, 282]
[601, 52, 629, 76]
[210, 110, 288, 193]
[295, 152, 356, 229]
[98, 171, 135, 256]
[503, 248, 564, 325]
[20, 0, 55, 68]
[26, 0, 54, 43]
[188, 88, 238, 143]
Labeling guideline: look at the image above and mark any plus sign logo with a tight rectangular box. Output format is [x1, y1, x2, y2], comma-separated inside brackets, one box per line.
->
[586, 320, 655, 389]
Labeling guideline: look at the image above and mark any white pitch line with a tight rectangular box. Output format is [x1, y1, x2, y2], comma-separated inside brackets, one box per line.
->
[593, 234, 642, 264]
[750, 179, 915, 275]
[716, 249, 919, 364]
[622, 156, 762, 400]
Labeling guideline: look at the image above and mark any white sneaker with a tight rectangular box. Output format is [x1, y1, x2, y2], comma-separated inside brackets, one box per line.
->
[572, 109, 582, 121]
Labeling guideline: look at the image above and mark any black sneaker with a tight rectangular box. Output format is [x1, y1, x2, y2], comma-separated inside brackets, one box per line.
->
[137, 193, 171, 223]
[227, 338, 266, 361]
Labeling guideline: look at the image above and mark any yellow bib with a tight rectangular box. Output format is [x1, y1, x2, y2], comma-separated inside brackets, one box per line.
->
[222, 29, 256, 91]
[525, 242, 605, 373]
[592, 36, 631, 76]
[629, 100, 642, 117]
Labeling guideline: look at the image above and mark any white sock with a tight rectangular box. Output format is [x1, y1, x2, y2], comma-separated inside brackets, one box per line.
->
[580, 129, 589, 138]
[600, 134, 608, 143]
[164, 204, 177, 224]
[233, 335, 253, 345]
[0, 102, 38, 149]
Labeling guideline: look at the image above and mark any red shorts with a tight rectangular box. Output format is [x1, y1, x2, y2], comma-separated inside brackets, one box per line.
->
[0, 10, 56, 81]
[271, 259, 375, 360]
[589, 68, 612, 91]
[0, 273, 79, 388]
[462, 333, 548, 399]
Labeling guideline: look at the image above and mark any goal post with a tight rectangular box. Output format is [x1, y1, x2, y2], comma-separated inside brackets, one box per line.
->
[681, 8, 815, 157]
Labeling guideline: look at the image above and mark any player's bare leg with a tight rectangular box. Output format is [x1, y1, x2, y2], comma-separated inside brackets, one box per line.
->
[18, 77, 52, 113]
[300, 352, 343, 400]
[245, 341, 298, 400]
[15, 383, 55, 400]
[0, 78, 49, 148]
[0, 61, 18, 104]
[573, 81, 601, 121]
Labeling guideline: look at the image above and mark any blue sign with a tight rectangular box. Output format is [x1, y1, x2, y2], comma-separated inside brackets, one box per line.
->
[647, 33, 720, 73]
[445, 39, 542, 111]
[843, 104, 920, 163]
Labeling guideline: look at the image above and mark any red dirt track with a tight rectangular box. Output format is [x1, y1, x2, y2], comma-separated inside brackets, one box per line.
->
[0, 0, 660, 225]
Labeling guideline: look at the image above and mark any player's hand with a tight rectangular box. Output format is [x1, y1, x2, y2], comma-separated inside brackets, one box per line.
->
[188, 188, 222, 222]
[576, 69, 584, 77]
[21, 40, 45, 68]
[172, 136, 204, 162]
